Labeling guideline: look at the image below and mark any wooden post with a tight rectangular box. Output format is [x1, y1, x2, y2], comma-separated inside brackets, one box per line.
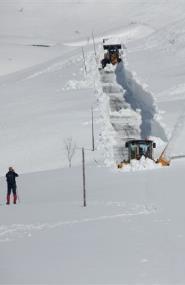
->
[91, 107, 95, 151]
[82, 147, 86, 207]
[81, 47, 87, 75]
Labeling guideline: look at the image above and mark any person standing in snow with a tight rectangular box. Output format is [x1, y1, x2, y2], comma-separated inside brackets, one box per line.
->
[6, 167, 19, 205]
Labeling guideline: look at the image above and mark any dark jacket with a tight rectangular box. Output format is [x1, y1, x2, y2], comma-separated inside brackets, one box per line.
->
[6, 171, 19, 185]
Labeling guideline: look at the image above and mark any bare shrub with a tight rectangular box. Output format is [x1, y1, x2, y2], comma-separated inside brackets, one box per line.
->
[64, 137, 76, 168]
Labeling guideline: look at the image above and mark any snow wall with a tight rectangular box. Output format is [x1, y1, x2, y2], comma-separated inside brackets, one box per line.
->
[98, 59, 168, 167]
[115, 62, 167, 142]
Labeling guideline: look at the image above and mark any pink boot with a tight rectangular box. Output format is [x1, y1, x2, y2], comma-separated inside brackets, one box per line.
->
[6, 194, 10, 205]
[13, 194, 17, 204]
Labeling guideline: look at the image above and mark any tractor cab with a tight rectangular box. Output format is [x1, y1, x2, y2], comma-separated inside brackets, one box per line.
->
[117, 139, 171, 168]
[101, 41, 122, 68]
[125, 139, 156, 162]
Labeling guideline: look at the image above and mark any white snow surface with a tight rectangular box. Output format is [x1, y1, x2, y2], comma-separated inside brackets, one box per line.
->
[1, 0, 185, 284]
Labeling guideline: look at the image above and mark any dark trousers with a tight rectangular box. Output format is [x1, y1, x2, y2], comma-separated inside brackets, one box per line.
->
[7, 184, 16, 196]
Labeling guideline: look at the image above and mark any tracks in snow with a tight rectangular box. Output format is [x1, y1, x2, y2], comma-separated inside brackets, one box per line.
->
[0, 203, 156, 242]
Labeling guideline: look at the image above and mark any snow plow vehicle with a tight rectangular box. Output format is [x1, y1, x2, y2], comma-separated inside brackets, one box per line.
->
[117, 139, 170, 168]
[101, 41, 122, 68]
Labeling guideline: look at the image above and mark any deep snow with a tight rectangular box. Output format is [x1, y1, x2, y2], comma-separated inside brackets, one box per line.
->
[1, 161, 185, 284]
[1, 1, 185, 284]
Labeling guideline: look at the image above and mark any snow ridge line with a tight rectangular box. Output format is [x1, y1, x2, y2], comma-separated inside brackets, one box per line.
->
[0, 207, 156, 242]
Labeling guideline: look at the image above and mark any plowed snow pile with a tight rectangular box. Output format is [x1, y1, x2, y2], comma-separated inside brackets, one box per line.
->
[1, 1, 185, 284]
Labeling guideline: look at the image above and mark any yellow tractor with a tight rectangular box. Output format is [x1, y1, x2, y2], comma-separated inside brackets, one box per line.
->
[101, 43, 122, 68]
[117, 139, 170, 168]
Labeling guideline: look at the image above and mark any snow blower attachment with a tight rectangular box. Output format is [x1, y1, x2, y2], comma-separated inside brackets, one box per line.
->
[117, 139, 170, 168]
[101, 41, 122, 68]
[156, 149, 171, 166]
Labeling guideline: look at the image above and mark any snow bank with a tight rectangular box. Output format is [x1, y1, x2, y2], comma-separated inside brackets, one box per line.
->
[62, 78, 94, 91]
[97, 62, 141, 166]
[120, 156, 161, 172]
[94, 45, 167, 169]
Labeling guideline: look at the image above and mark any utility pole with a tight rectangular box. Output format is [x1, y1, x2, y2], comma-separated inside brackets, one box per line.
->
[91, 107, 95, 151]
[81, 47, 87, 76]
[82, 147, 86, 207]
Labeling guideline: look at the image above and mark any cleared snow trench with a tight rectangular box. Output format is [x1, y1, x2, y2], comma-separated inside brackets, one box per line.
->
[116, 62, 167, 141]
[99, 62, 167, 164]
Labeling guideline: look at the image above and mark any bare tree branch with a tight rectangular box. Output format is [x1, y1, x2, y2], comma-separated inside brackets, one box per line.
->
[64, 137, 76, 168]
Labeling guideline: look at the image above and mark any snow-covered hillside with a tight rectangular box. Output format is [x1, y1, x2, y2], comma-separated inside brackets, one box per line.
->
[1, 1, 185, 284]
